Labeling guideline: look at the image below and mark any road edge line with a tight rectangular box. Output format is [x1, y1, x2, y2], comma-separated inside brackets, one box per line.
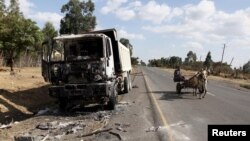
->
[141, 69, 174, 141]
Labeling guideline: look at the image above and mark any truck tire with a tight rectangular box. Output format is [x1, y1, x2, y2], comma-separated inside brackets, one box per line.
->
[107, 88, 118, 110]
[123, 77, 129, 93]
[59, 98, 68, 110]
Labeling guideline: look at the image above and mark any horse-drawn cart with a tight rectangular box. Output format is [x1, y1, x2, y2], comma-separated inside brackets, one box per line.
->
[174, 73, 204, 94]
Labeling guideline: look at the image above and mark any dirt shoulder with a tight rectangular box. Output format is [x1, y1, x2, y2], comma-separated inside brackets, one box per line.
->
[0, 67, 55, 124]
[1, 67, 159, 141]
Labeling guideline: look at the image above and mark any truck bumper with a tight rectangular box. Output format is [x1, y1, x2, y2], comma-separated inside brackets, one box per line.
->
[49, 83, 111, 101]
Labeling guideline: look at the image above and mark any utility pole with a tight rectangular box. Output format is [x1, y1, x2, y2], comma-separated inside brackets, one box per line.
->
[230, 57, 234, 66]
[221, 44, 226, 64]
[220, 44, 226, 73]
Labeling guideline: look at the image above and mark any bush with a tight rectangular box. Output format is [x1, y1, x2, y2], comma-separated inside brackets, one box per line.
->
[240, 84, 250, 89]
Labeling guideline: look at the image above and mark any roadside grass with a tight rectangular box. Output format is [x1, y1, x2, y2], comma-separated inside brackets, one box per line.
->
[240, 84, 250, 89]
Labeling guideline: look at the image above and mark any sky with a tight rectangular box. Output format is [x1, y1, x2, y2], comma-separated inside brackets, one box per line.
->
[5, 0, 250, 68]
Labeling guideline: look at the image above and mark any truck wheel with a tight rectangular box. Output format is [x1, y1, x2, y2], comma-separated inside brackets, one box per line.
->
[123, 77, 129, 93]
[176, 83, 181, 94]
[107, 88, 118, 110]
[59, 98, 68, 110]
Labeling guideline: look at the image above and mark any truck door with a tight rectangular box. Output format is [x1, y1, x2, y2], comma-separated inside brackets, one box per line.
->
[106, 38, 115, 77]
[41, 41, 51, 82]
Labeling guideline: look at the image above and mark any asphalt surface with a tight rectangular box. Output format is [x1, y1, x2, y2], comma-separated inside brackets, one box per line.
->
[141, 66, 250, 141]
[2, 66, 249, 141]
[104, 67, 159, 141]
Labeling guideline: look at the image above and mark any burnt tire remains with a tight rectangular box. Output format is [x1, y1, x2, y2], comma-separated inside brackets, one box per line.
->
[123, 77, 129, 94]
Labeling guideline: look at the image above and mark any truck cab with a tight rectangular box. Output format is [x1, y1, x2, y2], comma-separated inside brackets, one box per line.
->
[42, 29, 132, 110]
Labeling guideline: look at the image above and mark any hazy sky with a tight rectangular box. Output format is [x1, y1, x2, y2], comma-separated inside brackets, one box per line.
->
[7, 0, 250, 67]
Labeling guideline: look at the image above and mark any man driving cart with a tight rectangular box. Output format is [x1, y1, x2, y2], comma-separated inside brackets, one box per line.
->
[174, 66, 185, 82]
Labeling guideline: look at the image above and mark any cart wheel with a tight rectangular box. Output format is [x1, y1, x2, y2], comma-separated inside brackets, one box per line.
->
[176, 83, 181, 94]
[199, 86, 204, 93]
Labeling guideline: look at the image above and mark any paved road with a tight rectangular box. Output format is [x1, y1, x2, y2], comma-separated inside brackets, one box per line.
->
[2, 66, 249, 141]
[141, 66, 250, 141]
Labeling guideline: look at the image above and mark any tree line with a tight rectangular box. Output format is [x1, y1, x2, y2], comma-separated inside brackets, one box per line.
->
[148, 50, 250, 76]
[0, 0, 138, 70]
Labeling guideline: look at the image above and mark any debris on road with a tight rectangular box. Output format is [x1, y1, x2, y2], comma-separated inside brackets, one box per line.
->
[145, 126, 162, 132]
[114, 123, 130, 132]
[132, 85, 139, 88]
[36, 121, 58, 130]
[14, 135, 45, 141]
[94, 111, 112, 122]
[36, 108, 50, 116]
[118, 101, 130, 105]
[0, 123, 12, 129]
[114, 123, 131, 128]
[116, 126, 127, 132]
[109, 131, 122, 140]
[170, 120, 186, 128]
[36, 120, 86, 133]
[41, 134, 49, 141]
[0, 121, 19, 129]
[13, 110, 114, 141]
[79, 128, 112, 138]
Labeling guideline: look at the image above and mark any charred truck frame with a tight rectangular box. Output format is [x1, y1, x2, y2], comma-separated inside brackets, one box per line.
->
[42, 29, 132, 109]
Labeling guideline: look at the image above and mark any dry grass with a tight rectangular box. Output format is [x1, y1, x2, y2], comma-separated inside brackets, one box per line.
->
[0, 67, 55, 124]
[240, 84, 250, 89]
[0, 67, 47, 92]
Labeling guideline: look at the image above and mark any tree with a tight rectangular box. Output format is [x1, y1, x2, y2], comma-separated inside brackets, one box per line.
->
[169, 56, 182, 68]
[243, 60, 250, 73]
[140, 60, 146, 66]
[131, 57, 139, 65]
[0, 0, 5, 13]
[42, 22, 58, 50]
[0, 0, 43, 71]
[184, 51, 197, 65]
[0, 0, 5, 52]
[204, 51, 213, 69]
[120, 38, 133, 56]
[60, 0, 96, 34]
[8, 0, 20, 14]
[42, 22, 58, 40]
[148, 56, 182, 68]
[119, 38, 138, 65]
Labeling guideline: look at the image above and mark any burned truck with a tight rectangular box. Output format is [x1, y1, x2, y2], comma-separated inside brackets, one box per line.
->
[41, 29, 132, 109]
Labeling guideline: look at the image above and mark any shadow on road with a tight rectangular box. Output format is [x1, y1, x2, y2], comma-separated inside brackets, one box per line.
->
[150, 91, 199, 101]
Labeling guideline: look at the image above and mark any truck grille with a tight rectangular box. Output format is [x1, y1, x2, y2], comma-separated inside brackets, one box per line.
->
[64, 84, 106, 96]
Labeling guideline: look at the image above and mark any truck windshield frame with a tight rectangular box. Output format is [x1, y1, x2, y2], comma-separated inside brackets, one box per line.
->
[62, 37, 104, 61]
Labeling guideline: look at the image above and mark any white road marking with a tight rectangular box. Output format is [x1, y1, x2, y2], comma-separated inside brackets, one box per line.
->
[207, 92, 215, 96]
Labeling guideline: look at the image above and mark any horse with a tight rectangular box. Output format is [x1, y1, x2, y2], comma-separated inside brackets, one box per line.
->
[187, 69, 209, 99]
[196, 69, 209, 99]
